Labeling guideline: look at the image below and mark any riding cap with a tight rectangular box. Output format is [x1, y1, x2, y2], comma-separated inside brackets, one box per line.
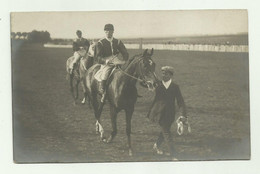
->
[76, 30, 82, 34]
[104, 24, 114, 31]
[161, 66, 174, 75]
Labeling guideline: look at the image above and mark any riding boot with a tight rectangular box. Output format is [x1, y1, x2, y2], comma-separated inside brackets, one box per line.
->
[100, 80, 107, 103]
[99, 80, 107, 94]
[70, 63, 76, 74]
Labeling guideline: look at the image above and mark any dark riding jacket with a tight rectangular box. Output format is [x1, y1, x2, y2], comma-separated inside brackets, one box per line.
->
[95, 38, 129, 64]
[147, 80, 186, 127]
[73, 37, 90, 52]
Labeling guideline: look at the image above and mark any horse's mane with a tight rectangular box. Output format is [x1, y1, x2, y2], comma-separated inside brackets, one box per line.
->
[121, 53, 143, 70]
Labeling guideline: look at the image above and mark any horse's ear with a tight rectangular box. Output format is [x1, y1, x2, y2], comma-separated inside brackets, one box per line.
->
[150, 48, 154, 56]
[143, 49, 148, 56]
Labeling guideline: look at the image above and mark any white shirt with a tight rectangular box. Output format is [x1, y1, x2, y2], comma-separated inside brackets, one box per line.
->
[162, 79, 172, 89]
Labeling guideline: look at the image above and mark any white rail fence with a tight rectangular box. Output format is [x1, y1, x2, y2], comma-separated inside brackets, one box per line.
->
[44, 43, 248, 53]
[124, 44, 248, 52]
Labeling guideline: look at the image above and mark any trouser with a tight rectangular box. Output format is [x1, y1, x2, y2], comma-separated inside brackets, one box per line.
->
[156, 123, 175, 155]
[70, 50, 87, 69]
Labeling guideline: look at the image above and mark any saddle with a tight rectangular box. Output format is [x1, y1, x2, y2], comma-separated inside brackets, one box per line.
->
[94, 56, 125, 82]
[94, 65, 117, 82]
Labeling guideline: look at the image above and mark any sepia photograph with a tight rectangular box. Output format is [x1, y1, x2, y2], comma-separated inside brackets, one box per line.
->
[11, 10, 250, 163]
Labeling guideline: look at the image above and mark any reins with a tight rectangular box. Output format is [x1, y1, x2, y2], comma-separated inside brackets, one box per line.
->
[118, 66, 144, 82]
[114, 53, 159, 87]
[117, 56, 148, 82]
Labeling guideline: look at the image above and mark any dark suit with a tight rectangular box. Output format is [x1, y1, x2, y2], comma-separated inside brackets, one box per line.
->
[147, 80, 186, 155]
[73, 37, 90, 52]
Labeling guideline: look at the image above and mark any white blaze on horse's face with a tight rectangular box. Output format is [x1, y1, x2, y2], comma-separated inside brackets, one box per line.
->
[149, 59, 153, 66]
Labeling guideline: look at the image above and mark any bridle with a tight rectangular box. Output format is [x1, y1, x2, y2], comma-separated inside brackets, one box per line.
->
[117, 56, 158, 86]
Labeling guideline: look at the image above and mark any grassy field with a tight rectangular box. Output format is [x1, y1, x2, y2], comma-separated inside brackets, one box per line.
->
[12, 43, 250, 163]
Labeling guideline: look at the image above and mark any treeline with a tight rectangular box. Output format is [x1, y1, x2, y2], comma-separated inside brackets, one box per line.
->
[11, 30, 51, 43]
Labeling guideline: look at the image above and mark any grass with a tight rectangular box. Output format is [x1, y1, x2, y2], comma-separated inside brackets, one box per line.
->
[12, 44, 250, 163]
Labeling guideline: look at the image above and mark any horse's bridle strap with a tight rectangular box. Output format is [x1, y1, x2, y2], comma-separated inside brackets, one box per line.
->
[118, 66, 144, 82]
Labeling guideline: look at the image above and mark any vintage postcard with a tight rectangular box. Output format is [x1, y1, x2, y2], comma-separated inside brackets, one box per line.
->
[11, 10, 250, 163]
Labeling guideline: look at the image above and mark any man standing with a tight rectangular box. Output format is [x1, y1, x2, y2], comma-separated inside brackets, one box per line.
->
[70, 30, 90, 73]
[95, 24, 129, 99]
[147, 66, 187, 159]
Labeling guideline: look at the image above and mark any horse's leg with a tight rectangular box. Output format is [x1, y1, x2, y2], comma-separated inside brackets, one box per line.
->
[69, 74, 77, 105]
[125, 108, 134, 156]
[97, 101, 105, 141]
[91, 92, 105, 141]
[75, 79, 79, 100]
[80, 70, 91, 108]
[87, 95, 92, 109]
[107, 106, 118, 143]
[80, 79, 86, 104]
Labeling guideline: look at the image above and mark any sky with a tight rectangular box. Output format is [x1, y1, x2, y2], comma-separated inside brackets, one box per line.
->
[11, 10, 248, 39]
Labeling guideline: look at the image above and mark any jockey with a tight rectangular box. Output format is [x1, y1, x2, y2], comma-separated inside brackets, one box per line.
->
[95, 24, 129, 97]
[70, 30, 90, 73]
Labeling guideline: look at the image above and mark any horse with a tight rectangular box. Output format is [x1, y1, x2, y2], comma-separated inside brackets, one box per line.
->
[66, 52, 94, 105]
[85, 48, 158, 156]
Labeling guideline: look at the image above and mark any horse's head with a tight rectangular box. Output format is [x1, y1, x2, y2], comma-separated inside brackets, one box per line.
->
[137, 48, 159, 91]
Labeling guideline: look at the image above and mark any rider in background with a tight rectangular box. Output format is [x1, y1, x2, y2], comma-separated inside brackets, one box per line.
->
[70, 30, 90, 73]
[95, 24, 129, 97]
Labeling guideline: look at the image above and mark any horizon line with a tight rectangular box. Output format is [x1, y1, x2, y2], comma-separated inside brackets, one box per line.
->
[50, 32, 248, 40]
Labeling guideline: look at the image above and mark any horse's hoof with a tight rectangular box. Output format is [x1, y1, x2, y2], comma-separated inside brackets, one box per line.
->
[100, 137, 107, 142]
[106, 136, 112, 143]
[81, 98, 86, 105]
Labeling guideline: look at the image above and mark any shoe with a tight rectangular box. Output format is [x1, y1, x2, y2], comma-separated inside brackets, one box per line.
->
[171, 157, 179, 161]
[153, 143, 163, 155]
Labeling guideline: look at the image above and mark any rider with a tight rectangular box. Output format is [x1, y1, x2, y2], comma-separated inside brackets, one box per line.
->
[70, 30, 90, 73]
[95, 24, 129, 98]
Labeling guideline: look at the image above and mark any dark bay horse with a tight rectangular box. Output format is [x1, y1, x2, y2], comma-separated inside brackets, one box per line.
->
[85, 48, 158, 156]
[66, 54, 94, 105]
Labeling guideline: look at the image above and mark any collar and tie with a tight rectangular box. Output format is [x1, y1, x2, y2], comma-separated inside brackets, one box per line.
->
[162, 79, 172, 89]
